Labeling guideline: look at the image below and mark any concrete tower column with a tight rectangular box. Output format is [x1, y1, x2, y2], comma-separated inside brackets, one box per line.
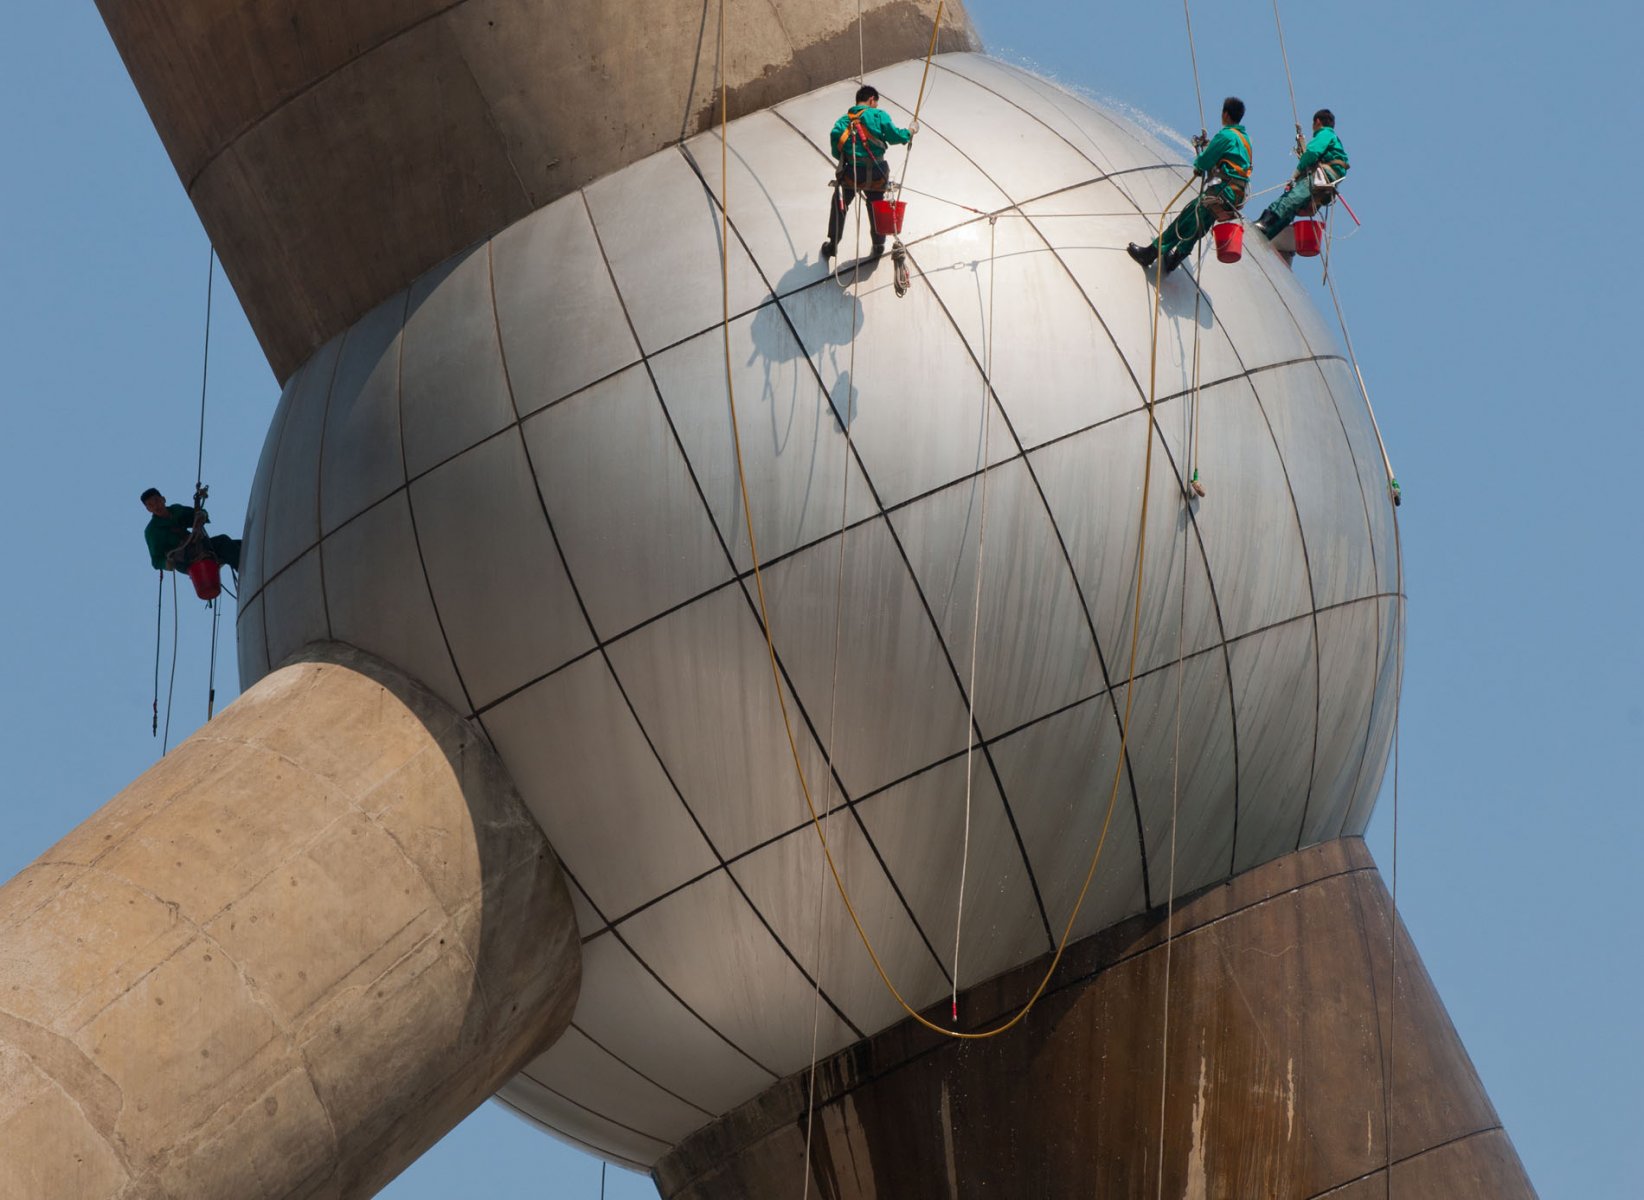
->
[655, 842, 1536, 1199]
[0, 644, 580, 1199]
[94, 0, 976, 380]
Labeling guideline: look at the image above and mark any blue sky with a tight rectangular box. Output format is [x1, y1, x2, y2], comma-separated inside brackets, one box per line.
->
[1, 3, 1636, 1197]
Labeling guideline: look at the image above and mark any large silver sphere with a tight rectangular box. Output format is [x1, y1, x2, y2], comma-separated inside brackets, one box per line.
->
[237, 54, 1401, 1167]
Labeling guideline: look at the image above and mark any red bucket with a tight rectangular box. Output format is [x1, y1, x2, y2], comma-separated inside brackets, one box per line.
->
[1292, 218, 1323, 257]
[188, 557, 222, 602]
[1212, 221, 1243, 263]
[869, 199, 906, 237]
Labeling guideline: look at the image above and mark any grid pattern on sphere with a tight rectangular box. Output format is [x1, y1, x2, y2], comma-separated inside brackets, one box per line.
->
[234, 54, 1403, 1168]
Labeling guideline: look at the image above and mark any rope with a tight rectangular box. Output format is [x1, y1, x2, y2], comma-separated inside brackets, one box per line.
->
[895, 179, 1255, 223]
[892, 182, 987, 215]
[1384, 538, 1404, 1200]
[194, 246, 215, 497]
[951, 214, 999, 1019]
[1271, 0, 1304, 152]
[1152, 198, 1211, 1200]
[1321, 240, 1400, 503]
[797, 385, 853, 1196]
[892, 1, 945, 196]
[1379, 384, 1408, 1195]
[151, 572, 163, 736]
[1154, 388, 1194, 1200]
[1186, 213, 1208, 497]
[803, 0, 868, 1178]
[1319, 199, 1333, 285]
[721, 46, 1194, 1033]
[857, 0, 864, 84]
[798, 789, 834, 1200]
[1182, 0, 1206, 136]
[1314, 221, 1407, 1189]
[207, 600, 221, 720]
[161, 572, 179, 754]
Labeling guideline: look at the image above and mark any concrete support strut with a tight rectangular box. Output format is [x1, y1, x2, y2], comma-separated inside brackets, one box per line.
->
[0, 643, 581, 1199]
[656, 840, 1536, 1199]
[95, 0, 977, 381]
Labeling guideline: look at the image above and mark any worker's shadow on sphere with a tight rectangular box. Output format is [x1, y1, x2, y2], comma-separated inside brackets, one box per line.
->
[1152, 267, 1218, 362]
[748, 259, 867, 435]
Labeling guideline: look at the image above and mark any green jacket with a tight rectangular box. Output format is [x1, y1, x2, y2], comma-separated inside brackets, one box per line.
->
[1193, 123, 1252, 203]
[1295, 126, 1349, 179]
[830, 104, 912, 169]
[145, 503, 206, 570]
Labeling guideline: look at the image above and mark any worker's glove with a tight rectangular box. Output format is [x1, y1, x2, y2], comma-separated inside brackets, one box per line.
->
[1191, 130, 1209, 151]
[908, 121, 920, 137]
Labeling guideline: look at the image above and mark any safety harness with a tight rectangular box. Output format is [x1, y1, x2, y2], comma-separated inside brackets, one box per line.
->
[1213, 127, 1253, 206]
[836, 105, 887, 165]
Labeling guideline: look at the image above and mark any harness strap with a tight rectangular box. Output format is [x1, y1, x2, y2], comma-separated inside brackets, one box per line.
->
[835, 105, 887, 159]
[1220, 128, 1253, 187]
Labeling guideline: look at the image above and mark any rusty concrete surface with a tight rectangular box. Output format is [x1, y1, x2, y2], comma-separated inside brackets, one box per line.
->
[654, 840, 1536, 1200]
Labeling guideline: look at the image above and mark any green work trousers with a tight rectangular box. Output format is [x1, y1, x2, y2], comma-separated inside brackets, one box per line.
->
[1265, 166, 1344, 232]
[1152, 187, 1238, 265]
[170, 534, 242, 573]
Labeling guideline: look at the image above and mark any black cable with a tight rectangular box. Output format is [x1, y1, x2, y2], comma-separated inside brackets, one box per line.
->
[151, 572, 163, 736]
[207, 599, 220, 720]
[162, 572, 180, 754]
[195, 246, 214, 495]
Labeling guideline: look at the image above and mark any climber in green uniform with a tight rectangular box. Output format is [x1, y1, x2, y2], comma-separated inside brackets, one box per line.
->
[822, 84, 916, 262]
[142, 487, 241, 574]
[1128, 96, 1252, 276]
[1253, 108, 1350, 238]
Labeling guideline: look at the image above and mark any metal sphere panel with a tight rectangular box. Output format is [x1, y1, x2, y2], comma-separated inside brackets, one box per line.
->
[236, 54, 1402, 1168]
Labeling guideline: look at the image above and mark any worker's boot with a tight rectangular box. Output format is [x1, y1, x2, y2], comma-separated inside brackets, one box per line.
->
[1162, 247, 1191, 275]
[821, 239, 837, 261]
[1253, 208, 1282, 238]
[1126, 242, 1158, 269]
[868, 239, 886, 262]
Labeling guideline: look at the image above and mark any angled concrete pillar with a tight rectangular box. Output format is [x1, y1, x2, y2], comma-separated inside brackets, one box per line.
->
[656, 841, 1535, 1199]
[94, 0, 977, 380]
[0, 644, 580, 1199]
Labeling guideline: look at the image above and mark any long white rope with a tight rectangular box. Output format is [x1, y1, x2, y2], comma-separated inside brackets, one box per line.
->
[801, 3, 869, 1189]
[1182, 0, 1206, 135]
[1152, 228, 1209, 1200]
[1383, 427, 1407, 1200]
[800, 141, 863, 1200]
[857, 0, 864, 84]
[1316, 211, 1407, 1195]
[951, 215, 999, 1018]
[161, 571, 179, 753]
[1271, 0, 1304, 149]
[1153, 517, 1188, 1200]
[1321, 229, 1399, 502]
